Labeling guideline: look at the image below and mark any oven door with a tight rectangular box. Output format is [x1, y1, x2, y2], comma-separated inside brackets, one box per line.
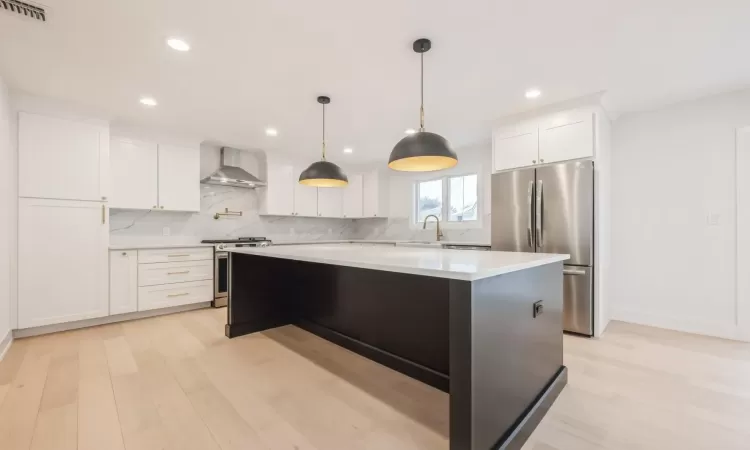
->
[214, 251, 228, 307]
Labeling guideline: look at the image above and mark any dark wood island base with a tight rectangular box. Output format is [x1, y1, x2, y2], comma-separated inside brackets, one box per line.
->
[226, 252, 567, 450]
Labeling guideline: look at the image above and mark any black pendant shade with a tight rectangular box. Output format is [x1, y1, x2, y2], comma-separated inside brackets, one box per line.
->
[299, 160, 348, 187]
[388, 38, 457, 172]
[388, 131, 458, 172]
[299, 95, 348, 188]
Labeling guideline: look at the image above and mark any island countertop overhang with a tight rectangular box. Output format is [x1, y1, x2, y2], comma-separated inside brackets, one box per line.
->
[225, 244, 568, 281]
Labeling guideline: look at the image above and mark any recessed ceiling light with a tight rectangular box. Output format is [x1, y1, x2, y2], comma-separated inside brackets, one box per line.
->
[343, 148, 353, 154]
[525, 89, 541, 99]
[265, 127, 278, 137]
[140, 97, 157, 107]
[405, 128, 416, 135]
[167, 38, 190, 52]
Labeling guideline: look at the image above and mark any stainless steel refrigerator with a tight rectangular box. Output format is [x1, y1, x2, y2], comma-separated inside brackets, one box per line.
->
[491, 160, 594, 336]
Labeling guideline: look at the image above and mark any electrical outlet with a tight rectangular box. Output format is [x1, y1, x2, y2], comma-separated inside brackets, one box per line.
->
[162, 227, 170, 236]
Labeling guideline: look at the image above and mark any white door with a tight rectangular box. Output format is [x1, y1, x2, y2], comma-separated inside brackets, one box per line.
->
[158, 144, 200, 212]
[109, 250, 138, 315]
[317, 188, 343, 218]
[538, 110, 594, 164]
[492, 123, 539, 172]
[110, 138, 158, 209]
[19, 198, 110, 328]
[19, 112, 110, 201]
[294, 170, 319, 217]
[363, 170, 380, 217]
[342, 173, 363, 218]
[264, 162, 295, 215]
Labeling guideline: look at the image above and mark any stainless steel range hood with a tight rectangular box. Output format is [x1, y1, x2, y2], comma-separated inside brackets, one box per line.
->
[201, 147, 266, 189]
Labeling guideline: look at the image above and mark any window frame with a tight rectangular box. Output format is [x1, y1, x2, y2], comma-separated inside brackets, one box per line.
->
[412, 172, 482, 230]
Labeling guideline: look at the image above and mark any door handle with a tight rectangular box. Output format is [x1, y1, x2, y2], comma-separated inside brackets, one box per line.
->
[102, 205, 106, 225]
[527, 180, 533, 247]
[563, 268, 587, 276]
[167, 270, 190, 275]
[536, 180, 543, 248]
[167, 292, 189, 297]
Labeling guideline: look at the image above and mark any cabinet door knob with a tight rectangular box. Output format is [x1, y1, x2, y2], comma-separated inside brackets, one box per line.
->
[122, 252, 127, 256]
[540, 159, 544, 163]
[153, 205, 157, 209]
[160, 206, 164, 209]
[532, 160, 537, 164]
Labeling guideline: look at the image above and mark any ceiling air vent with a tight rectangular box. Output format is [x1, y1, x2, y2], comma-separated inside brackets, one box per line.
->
[1, 0, 46, 22]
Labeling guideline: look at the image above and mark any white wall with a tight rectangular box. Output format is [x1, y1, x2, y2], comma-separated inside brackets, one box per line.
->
[0, 77, 13, 348]
[611, 88, 750, 341]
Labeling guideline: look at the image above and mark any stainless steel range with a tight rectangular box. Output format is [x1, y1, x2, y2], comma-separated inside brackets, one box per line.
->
[201, 237, 271, 307]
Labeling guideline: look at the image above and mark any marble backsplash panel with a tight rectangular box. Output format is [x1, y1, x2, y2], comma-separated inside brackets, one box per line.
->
[109, 185, 357, 245]
[350, 214, 491, 244]
[110, 185, 491, 245]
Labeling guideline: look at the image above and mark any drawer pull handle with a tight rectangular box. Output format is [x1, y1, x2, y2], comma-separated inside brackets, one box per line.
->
[167, 270, 190, 275]
[167, 254, 190, 257]
[167, 292, 190, 297]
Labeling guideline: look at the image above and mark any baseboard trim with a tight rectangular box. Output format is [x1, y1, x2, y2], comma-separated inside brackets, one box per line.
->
[611, 308, 749, 342]
[13, 302, 214, 339]
[0, 330, 12, 362]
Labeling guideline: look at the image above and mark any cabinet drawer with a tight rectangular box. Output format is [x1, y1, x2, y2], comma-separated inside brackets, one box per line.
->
[138, 260, 213, 287]
[138, 247, 212, 264]
[138, 280, 213, 312]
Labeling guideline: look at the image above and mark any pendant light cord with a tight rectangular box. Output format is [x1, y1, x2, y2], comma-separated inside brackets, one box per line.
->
[420, 52, 425, 132]
[322, 102, 326, 160]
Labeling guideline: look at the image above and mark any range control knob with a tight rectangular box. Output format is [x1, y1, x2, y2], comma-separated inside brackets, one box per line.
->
[217, 244, 226, 250]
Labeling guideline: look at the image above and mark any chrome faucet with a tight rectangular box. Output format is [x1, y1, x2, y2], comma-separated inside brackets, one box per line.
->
[422, 214, 444, 242]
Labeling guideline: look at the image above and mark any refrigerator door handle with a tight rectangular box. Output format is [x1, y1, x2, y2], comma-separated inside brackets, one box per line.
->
[563, 268, 587, 276]
[527, 181, 534, 247]
[536, 180, 543, 248]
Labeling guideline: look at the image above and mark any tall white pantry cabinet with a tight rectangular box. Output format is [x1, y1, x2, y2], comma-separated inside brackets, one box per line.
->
[17, 112, 111, 329]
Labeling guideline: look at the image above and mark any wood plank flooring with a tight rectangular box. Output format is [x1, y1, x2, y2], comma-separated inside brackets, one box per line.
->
[0, 308, 748, 450]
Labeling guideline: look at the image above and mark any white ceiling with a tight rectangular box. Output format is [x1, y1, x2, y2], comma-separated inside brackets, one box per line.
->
[2, 0, 750, 163]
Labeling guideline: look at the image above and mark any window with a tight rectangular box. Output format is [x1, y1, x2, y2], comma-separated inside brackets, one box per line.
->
[415, 174, 479, 225]
[448, 174, 478, 222]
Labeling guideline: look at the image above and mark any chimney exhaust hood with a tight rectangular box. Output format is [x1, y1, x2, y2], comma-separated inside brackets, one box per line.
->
[201, 147, 266, 189]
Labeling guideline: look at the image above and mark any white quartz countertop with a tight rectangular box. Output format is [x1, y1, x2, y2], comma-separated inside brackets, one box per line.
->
[271, 239, 491, 247]
[109, 243, 214, 250]
[225, 244, 567, 281]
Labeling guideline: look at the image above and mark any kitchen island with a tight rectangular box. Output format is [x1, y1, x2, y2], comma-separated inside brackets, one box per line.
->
[226, 244, 568, 450]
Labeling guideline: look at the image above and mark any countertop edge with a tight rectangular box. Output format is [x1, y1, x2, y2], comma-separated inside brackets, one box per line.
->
[225, 247, 568, 281]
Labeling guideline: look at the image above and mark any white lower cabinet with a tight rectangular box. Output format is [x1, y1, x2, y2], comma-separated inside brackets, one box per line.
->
[138, 280, 213, 312]
[109, 250, 138, 315]
[19, 198, 110, 329]
[107, 246, 214, 316]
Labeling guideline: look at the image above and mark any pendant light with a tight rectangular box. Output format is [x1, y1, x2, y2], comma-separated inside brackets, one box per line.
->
[299, 96, 349, 187]
[388, 38, 457, 172]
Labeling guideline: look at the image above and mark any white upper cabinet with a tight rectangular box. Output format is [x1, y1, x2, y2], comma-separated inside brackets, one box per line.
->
[263, 163, 295, 215]
[342, 173, 363, 218]
[110, 138, 158, 209]
[18, 198, 109, 329]
[262, 161, 386, 219]
[492, 108, 597, 173]
[157, 144, 200, 212]
[19, 112, 110, 201]
[363, 169, 387, 217]
[317, 188, 343, 218]
[492, 123, 539, 172]
[294, 177, 319, 217]
[538, 110, 594, 164]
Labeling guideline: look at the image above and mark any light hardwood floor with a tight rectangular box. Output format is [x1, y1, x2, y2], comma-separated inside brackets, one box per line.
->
[0, 308, 748, 450]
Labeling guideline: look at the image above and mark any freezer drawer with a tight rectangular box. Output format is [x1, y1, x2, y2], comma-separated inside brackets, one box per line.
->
[563, 265, 593, 336]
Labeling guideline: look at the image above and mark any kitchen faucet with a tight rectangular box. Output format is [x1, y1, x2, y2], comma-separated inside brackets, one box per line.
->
[422, 214, 444, 242]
